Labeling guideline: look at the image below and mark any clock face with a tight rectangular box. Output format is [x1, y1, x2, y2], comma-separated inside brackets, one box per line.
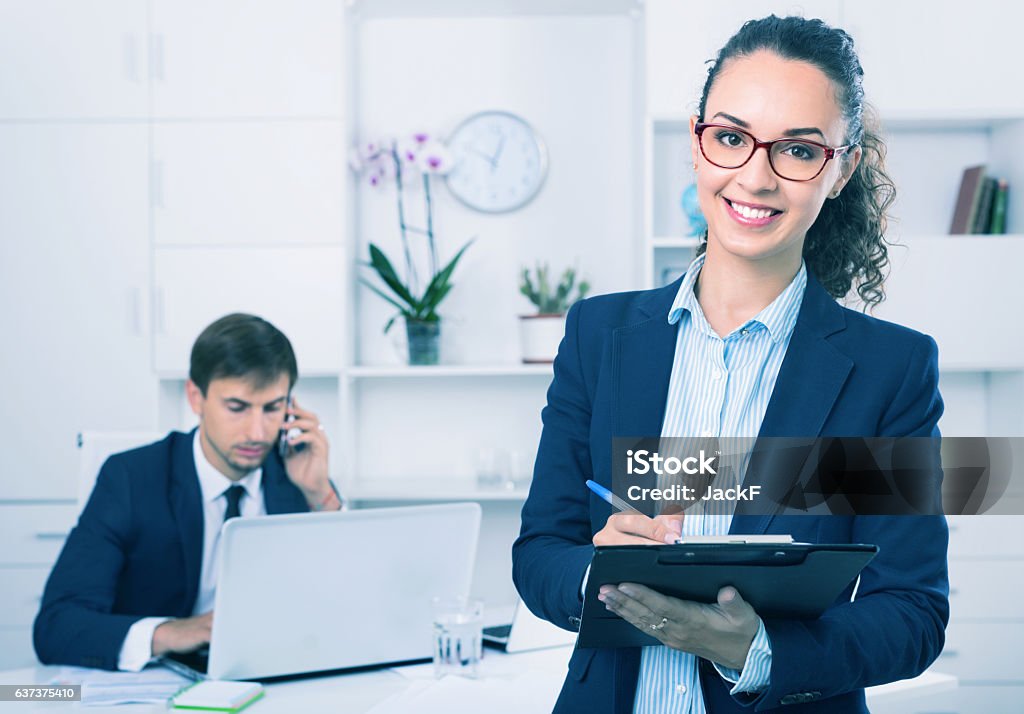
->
[445, 111, 548, 213]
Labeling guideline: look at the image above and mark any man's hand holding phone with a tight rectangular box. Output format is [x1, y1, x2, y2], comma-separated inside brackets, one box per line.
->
[279, 397, 339, 511]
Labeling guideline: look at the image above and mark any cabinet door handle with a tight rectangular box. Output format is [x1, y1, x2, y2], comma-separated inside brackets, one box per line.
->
[34, 532, 67, 541]
[122, 33, 141, 83]
[127, 287, 143, 335]
[154, 287, 166, 335]
[149, 33, 165, 81]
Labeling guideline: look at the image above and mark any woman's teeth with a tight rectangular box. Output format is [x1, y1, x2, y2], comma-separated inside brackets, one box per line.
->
[728, 200, 777, 220]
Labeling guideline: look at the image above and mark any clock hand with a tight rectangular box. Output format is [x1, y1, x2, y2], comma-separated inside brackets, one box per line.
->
[467, 146, 494, 163]
[489, 136, 506, 170]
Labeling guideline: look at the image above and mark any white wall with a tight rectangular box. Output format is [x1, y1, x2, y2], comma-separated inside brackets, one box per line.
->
[353, 14, 640, 365]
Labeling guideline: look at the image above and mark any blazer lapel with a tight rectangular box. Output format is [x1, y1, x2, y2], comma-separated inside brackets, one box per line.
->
[732, 274, 853, 536]
[611, 281, 681, 439]
[169, 429, 204, 615]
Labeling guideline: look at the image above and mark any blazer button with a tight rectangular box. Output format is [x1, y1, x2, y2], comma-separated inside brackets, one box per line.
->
[568, 616, 582, 630]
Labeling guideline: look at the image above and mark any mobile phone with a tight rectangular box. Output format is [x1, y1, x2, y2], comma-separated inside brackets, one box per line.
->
[278, 395, 304, 458]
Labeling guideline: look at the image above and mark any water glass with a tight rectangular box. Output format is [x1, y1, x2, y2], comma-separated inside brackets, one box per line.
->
[474, 448, 508, 490]
[432, 596, 483, 678]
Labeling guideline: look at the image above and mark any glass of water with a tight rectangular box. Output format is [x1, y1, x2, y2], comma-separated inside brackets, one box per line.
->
[431, 596, 484, 679]
[474, 447, 508, 490]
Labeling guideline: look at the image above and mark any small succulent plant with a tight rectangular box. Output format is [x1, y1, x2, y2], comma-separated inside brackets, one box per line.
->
[519, 263, 590, 315]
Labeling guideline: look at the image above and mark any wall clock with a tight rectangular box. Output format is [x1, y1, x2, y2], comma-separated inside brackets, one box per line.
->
[445, 110, 548, 213]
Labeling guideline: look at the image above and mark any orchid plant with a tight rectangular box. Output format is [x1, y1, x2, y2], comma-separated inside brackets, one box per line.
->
[350, 133, 473, 333]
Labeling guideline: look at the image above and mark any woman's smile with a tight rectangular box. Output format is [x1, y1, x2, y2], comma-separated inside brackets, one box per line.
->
[722, 196, 784, 227]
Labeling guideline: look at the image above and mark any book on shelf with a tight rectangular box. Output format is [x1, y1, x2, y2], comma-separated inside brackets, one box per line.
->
[972, 176, 997, 233]
[949, 165, 1010, 235]
[990, 179, 1010, 234]
[949, 164, 986, 234]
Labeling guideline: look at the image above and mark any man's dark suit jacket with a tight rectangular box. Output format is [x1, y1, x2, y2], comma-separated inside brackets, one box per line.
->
[512, 271, 949, 713]
[34, 429, 311, 669]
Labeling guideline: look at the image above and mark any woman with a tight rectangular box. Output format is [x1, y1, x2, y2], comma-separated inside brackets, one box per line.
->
[512, 15, 947, 714]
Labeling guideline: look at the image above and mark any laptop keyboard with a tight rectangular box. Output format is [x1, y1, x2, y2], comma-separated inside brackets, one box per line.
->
[483, 624, 512, 638]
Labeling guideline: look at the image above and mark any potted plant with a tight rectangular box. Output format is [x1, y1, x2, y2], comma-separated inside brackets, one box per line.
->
[518, 263, 590, 363]
[350, 134, 473, 365]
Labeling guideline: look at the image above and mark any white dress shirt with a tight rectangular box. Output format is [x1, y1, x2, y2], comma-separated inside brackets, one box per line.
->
[116, 431, 266, 671]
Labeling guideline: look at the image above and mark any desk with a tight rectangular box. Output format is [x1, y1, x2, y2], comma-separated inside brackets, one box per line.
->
[0, 648, 956, 713]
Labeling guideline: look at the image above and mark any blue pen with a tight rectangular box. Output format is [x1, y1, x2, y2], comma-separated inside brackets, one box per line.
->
[586, 479, 644, 515]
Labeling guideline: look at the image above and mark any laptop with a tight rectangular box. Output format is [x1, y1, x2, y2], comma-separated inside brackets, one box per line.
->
[482, 599, 577, 653]
[163, 502, 481, 681]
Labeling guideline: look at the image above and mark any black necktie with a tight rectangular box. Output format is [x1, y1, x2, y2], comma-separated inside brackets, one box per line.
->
[224, 485, 246, 522]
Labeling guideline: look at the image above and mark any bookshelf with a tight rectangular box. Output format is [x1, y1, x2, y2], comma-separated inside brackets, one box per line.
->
[342, 0, 645, 613]
[641, 112, 1024, 368]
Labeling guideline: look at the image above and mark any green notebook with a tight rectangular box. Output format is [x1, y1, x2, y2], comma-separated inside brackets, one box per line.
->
[172, 681, 264, 712]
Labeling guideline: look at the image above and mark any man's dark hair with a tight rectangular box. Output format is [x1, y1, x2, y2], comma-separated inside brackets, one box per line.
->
[189, 313, 298, 395]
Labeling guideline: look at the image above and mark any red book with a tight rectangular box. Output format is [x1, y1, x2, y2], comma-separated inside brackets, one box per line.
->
[949, 165, 987, 234]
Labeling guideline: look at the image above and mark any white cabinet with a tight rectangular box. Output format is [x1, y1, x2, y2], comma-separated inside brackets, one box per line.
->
[0, 627, 37, 671]
[0, 124, 155, 499]
[150, 0, 346, 118]
[153, 246, 346, 375]
[843, 0, 1024, 118]
[0, 0, 147, 119]
[873, 235, 1024, 371]
[0, 505, 76, 565]
[152, 121, 347, 246]
[0, 504, 76, 670]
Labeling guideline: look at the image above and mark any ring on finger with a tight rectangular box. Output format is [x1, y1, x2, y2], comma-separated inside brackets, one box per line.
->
[650, 617, 669, 631]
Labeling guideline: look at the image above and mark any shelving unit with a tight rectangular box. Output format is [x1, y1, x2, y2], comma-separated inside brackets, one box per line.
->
[345, 364, 552, 379]
[345, 478, 529, 502]
[643, 115, 701, 287]
[341, 0, 645, 611]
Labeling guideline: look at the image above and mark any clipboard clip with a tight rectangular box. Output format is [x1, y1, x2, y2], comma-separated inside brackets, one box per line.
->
[656, 547, 808, 566]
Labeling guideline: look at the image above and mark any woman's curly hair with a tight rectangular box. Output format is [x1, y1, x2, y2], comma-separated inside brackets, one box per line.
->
[695, 15, 896, 308]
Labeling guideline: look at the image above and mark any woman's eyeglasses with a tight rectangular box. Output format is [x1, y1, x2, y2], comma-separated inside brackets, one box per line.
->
[694, 122, 854, 182]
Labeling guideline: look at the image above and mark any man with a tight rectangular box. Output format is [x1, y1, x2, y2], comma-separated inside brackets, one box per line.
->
[34, 313, 341, 670]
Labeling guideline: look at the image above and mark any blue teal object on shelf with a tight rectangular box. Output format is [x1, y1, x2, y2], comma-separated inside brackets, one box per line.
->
[680, 183, 707, 237]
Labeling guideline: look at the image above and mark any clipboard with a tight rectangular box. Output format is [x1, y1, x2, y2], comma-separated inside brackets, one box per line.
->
[578, 542, 878, 648]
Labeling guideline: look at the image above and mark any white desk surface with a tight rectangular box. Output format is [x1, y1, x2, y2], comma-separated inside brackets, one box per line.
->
[0, 648, 956, 713]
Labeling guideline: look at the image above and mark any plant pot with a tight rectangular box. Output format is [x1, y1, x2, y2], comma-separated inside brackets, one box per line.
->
[518, 313, 566, 364]
[405, 318, 441, 365]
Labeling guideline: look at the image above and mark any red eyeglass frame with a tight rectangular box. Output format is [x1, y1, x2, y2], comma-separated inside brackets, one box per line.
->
[694, 122, 854, 181]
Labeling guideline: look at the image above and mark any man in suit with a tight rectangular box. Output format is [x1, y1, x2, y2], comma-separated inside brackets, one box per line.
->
[512, 271, 949, 713]
[34, 313, 342, 670]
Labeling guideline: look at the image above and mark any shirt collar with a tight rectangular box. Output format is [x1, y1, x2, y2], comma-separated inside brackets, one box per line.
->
[667, 251, 807, 344]
[192, 429, 262, 504]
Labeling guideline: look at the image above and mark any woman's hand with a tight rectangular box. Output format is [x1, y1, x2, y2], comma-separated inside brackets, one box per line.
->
[593, 511, 684, 546]
[598, 583, 760, 671]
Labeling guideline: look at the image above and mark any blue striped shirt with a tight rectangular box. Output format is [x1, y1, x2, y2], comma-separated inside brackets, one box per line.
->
[633, 252, 807, 714]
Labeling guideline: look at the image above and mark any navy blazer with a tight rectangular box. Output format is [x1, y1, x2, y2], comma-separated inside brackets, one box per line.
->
[512, 271, 949, 713]
[34, 429, 311, 670]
